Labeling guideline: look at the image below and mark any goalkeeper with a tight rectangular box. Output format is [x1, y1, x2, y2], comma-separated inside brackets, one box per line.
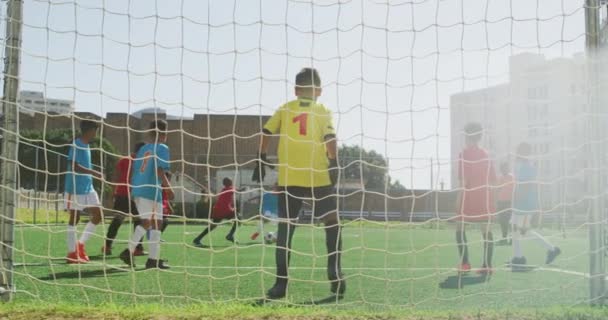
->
[254, 67, 345, 299]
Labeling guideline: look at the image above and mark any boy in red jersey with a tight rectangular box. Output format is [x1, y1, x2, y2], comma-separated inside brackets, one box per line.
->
[102, 142, 146, 256]
[455, 122, 497, 275]
[192, 177, 238, 246]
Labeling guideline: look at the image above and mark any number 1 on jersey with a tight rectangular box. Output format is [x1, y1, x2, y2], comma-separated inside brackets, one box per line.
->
[292, 113, 308, 136]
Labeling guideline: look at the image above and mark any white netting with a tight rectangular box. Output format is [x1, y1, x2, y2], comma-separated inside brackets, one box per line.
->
[0, 0, 605, 310]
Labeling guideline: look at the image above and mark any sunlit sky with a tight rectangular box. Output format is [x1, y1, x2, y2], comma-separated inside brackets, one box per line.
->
[9, 0, 588, 189]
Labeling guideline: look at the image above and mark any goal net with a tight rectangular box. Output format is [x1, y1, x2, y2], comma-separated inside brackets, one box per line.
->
[0, 0, 605, 310]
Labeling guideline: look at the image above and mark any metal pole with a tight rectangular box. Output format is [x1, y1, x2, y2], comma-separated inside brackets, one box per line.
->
[0, 0, 23, 301]
[33, 147, 38, 224]
[585, 0, 606, 305]
[55, 153, 60, 224]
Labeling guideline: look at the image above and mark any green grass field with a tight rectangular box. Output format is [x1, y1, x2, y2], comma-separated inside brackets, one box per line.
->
[9, 219, 593, 315]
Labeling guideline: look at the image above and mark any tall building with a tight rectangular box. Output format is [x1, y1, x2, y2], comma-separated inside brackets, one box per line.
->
[450, 53, 588, 209]
[17, 91, 74, 116]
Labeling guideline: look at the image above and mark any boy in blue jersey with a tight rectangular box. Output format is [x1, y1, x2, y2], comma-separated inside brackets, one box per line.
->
[64, 119, 104, 264]
[250, 184, 279, 241]
[119, 120, 174, 269]
[510, 142, 561, 271]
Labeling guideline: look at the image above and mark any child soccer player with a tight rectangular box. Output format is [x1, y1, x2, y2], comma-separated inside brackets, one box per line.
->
[250, 183, 279, 241]
[102, 142, 146, 256]
[255, 67, 344, 299]
[192, 177, 238, 246]
[455, 122, 496, 275]
[160, 171, 173, 235]
[496, 162, 514, 245]
[510, 142, 561, 271]
[119, 120, 174, 269]
[64, 119, 104, 264]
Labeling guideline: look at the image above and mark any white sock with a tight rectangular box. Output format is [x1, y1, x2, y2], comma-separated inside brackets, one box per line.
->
[67, 225, 77, 252]
[148, 230, 162, 260]
[529, 230, 555, 251]
[129, 226, 147, 253]
[78, 222, 97, 244]
[512, 230, 523, 258]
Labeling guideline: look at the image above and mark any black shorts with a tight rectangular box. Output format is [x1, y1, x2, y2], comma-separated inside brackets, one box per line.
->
[278, 186, 337, 220]
[113, 195, 139, 217]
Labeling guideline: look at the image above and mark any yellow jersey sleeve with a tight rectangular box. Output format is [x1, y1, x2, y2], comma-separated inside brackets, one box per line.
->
[320, 106, 336, 139]
[263, 107, 283, 134]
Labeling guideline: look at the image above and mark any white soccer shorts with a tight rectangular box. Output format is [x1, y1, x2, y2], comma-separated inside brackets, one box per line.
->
[64, 191, 101, 211]
[510, 213, 532, 229]
[134, 197, 163, 220]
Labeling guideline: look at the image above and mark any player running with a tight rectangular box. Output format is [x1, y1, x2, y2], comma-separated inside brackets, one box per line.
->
[254, 67, 345, 299]
[64, 119, 104, 264]
[119, 120, 174, 269]
[102, 142, 146, 256]
[192, 177, 238, 246]
[510, 142, 561, 271]
[454, 122, 496, 275]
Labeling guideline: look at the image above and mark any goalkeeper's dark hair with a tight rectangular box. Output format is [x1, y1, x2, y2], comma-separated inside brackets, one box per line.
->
[80, 119, 98, 135]
[223, 177, 233, 187]
[133, 142, 145, 154]
[295, 68, 321, 88]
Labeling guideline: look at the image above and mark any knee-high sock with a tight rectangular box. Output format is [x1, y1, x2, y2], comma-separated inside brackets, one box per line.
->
[456, 230, 469, 264]
[128, 225, 147, 253]
[148, 229, 162, 260]
[193, 223, 217, 243]
[482, 231, 494, 267]
[512, 230, 523, 258]
[325, 224, 342, 279]
[226, 221, 238, 238]
[79, 222, 97, 244]
[67, 225, 77, 252]
[105, 216, 124, 247]
[160, 218, 169, 233]
[275, 221, 297, 285]
[499, 214, 509, 239]
[529, 230, 555, 251]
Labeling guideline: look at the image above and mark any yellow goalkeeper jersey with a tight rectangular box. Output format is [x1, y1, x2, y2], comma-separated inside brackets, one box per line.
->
[264, 98, 336, 187]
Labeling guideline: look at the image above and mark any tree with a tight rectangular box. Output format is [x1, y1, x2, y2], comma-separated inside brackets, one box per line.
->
[18, 128, 118, 194]
[338, 145, 406, 193]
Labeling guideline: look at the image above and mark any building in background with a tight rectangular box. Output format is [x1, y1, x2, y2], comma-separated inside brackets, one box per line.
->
[450, 53, 588, 211]
[17, 91, 74, 116]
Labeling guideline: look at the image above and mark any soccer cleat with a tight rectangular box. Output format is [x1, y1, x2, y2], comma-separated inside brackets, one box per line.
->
[511, 257, 527, 272]
[225, 234, 236, 243]
[133, 246, 147, 257]
[250, 232, 260, 240]
[192, 240, 204, 248]
[101, 246, 112, 256]
[497, 239, 509, 246]
[329, 273, 346, 296]
[458, 263, 471, 273]
[77, 242, 90, 262]
[145, 259, 170, 270]
[119, 249, 136, 268]
[475, 266, 494, 276]
[266, 284, 287, 300]
[66, 251, 87, 264]
[546, 247, 561, 265]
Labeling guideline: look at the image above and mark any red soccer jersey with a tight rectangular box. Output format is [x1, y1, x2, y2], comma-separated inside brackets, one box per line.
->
[162, 190, 171, 216]
[211, 186, 235, 219]
[457, 145, 496, 221]
[114, 155, 134, 197]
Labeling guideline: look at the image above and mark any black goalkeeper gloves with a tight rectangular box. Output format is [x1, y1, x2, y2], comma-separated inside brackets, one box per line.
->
[252, 153, 274, 183]
[328, 158, 339, 187]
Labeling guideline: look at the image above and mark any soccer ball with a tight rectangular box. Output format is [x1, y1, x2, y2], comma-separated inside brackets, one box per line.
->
[264, 232, 277, 244]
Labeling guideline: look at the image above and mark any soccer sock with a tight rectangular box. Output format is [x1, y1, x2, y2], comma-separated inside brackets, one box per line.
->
[512, 230, 523, 258]
[227, 221, 238, 238]
[275, 221, 297, 285]
[500, 216, 509, 239]
[160, 218, 169, 233]
[325, 224, 342, 279]
[129, 225, 147, 253]
[148, 229, 162, 260]
[105, 216, 124, 247]
[482, 231, 494, 267]
[79, 222, 97, 244]
[134, 221, 144, 250]
[529, 230, 555, 251]
[456, 230, 469, 264]
[67, 225, 77, 253]
[193, 224, 216, 243]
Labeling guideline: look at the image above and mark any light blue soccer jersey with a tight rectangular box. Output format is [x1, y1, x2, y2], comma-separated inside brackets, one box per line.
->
[64, 138, 94, 195]
[512, 160, 539, 214]
[262, 192, 278, 217]
[131, 143, 170, 203]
